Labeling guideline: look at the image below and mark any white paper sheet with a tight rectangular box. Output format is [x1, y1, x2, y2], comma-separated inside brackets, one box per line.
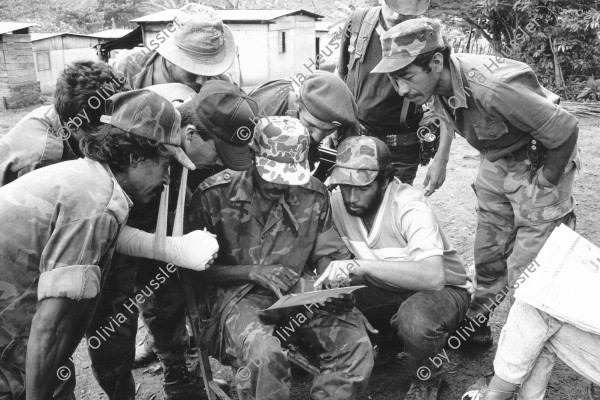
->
[265, 285, 366, 311]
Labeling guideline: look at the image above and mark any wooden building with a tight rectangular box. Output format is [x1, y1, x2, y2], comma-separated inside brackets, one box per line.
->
[0, 22, 40, 109]
[131, 9, 323, 86]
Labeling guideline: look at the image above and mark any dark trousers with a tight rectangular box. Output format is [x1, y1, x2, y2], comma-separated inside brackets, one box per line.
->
[389, 143, 420, 185]
[354, 284, 470, 380]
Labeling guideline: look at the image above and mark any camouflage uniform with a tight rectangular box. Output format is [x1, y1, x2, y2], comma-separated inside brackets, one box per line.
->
[429, 53, 579, 319]
[189, 168, 374, 400]
[0, 158, 131, 399]
[0, 105, 80, 186]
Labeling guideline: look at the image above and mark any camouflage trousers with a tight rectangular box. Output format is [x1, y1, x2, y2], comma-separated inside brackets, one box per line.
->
[221, 290, 374, 400]
[467, 154, 578, 320]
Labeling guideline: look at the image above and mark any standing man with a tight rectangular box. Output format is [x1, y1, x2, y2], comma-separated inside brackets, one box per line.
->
[338, 0, 447, 189]
[317, 136, 471, 400]
[115, 4, 241, 91]
[0, 90, 195, 400]
[189, 117, 374, 400]
[371, 18, 579, 345]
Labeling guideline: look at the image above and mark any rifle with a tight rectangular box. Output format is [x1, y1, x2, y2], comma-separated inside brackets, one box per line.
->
[312, 147, 337, 183]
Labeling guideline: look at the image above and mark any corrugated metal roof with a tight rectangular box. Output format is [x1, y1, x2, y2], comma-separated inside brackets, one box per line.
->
[30, 32, 99, 42]
[132, 9, 322, 24]
[89, 29, 133, 39]
[0, 22, 36, 35]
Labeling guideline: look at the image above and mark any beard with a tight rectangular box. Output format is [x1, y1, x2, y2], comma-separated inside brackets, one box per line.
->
[344, 187, 385, 217]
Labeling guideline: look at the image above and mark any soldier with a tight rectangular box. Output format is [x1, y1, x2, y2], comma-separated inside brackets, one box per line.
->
[88, 81, 257, 400]
[0, 90, 199, 400]
[0, 60, 129, 186]
[338, 0, 449, 192]
[317, 136, 471, 400]
[371, 18, 579, 345]
[115, 4, 241, 91]
[249, 70, 359, 173]
[189, 116, 374, 400]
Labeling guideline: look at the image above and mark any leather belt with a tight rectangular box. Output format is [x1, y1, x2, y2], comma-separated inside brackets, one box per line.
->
[360, 124, 419, 147]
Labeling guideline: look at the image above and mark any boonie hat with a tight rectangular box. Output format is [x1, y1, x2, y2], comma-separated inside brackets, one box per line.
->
[101, 89, 195, 170]
[372, 18, 444, 74]
[384, 0, 430, 15]
[254, 116, 310, 185]
[189, 80, 258, 170]
[157, 4, 236, 77]
[299, 71, 358, 129]
[329, 136, 391, 186]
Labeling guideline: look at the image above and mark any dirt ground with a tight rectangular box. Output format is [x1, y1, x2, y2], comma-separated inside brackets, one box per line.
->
[1, 103, 599, 400]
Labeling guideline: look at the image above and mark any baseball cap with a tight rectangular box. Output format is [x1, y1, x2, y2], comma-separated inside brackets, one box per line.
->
[101, 89, 195, 170]
[384, 0, 430, 15]
[157, 4, 236, 77]
[254, 116, 310, 185]
[189, 80, 258, 170]
[372, 18, 445, 74]
[329, 136, 391, 186]
[299, 71, 357, 129]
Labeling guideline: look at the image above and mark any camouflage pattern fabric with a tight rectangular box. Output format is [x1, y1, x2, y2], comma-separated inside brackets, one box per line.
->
[189, 168, 369, 399]
[224, 292, 373, 400]
[254, 117, 310, 185]
[329, 136, 389, 186]
[0, 105, 77, 186]
[0, 158, 131, 399]
[467, 156, 578, 319]
[372, 18, 444, 74]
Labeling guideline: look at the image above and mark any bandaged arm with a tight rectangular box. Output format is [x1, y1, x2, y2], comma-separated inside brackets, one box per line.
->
[116, 225, 218, 271]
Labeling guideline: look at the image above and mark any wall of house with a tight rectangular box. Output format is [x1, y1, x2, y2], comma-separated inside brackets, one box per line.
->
[32, 36, 100, 94]
[0, 33, 40, 109]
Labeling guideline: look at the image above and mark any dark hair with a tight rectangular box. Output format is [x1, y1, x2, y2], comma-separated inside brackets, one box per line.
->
[409, 46, 452, 73]
[177, 101, 211, 141]
[80, 125, 171, 173]
[376, 164, 396, 185]
[54, 60, 130, 132]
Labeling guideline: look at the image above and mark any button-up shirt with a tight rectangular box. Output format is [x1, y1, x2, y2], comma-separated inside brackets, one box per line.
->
[0, 158, 131, 370]
[432, 54, 579, 162]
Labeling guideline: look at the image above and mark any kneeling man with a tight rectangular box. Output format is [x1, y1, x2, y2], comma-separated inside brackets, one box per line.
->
[190, 117, 373, 400]
[318, 136, 472, 400]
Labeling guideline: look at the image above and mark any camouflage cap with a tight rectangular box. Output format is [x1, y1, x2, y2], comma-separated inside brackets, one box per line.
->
[329, 136, 391, 186]
[371, 18, 444, 74]
[254, 116, 310, 186]
[101, 89, 195, 170]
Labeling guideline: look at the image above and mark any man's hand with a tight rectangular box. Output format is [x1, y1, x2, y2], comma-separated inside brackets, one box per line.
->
[249, 265, 300, 297]
[321, 293, 356, 315]
[423, 156, 447, 196]
[315, 260, 364, 288]
[166, 230, 219, 271]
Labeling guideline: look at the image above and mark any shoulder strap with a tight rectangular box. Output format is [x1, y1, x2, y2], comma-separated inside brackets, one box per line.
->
[353, 7, 381, 64]
[347, 7, 370, 58]
[399, 98, 410, 127]
[286, 90, 299, 118]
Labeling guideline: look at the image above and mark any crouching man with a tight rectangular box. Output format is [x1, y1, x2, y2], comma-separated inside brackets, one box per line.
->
[189, 117, 374, 400]
[317, 136, 472, 400]
[0, 90, 198, 399]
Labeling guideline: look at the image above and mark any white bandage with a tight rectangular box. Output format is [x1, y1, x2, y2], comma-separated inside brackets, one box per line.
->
[116, 226, 218, 271]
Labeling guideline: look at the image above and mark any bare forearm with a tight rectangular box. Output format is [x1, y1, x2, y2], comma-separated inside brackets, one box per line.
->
[542, 128, 578, 185]
[435, 122, 453, 163]
[26, 299, 77, 399]
[357, 257, 445, 291]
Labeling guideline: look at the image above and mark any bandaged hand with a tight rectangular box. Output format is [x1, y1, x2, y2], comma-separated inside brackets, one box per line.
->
[165, 230, 219, 271]
[116, 226, 219, 271]
[314, 260, 364, 289]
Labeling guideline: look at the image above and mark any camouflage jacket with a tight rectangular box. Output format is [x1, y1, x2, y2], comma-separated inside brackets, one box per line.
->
[0, 105, 79, 186]
[0, 158, 131, 371]
[189, 168, 349, 346]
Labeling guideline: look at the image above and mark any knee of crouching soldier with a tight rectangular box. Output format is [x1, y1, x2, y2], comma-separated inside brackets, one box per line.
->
[391, 301, 439, 345]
